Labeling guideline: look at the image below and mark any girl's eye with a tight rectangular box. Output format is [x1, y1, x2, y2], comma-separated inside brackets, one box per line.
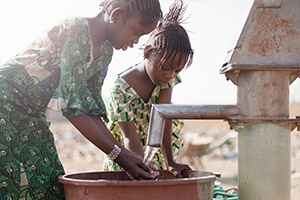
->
[133, 31, 141, 37]
[161, 65, 173, 71]
[161, 66, 168, 71]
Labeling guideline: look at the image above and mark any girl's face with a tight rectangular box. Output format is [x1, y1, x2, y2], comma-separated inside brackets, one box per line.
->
[108, 12, 156, 51]
[145, 49, 187, 86]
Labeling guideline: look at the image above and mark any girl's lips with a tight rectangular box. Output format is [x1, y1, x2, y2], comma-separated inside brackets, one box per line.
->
[122, 45, 128, 51]
[158, 80, 168, 85]
[122, 43, 134, 51]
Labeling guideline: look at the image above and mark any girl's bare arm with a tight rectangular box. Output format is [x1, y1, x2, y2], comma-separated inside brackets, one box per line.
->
[67, 114, 115, 154]
[118, 121, 144, 159]
[66, 114, 155, 179]
[157, 87, 191, 176]
[156, 87, 175, 166]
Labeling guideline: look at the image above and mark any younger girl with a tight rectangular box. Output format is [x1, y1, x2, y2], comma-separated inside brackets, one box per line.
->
[0, 0, 162, 199]
[104, 0, 194, 177]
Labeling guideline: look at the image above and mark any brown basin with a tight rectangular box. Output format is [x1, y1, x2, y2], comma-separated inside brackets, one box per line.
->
[58, 170, 219, 200]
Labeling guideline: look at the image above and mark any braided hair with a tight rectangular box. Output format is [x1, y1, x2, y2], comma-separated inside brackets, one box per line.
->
[149, 0, 193, 68]
[100, 0, 162, 27]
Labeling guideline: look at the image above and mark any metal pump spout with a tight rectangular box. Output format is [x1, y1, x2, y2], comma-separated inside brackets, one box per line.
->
[146, 104, 239, 147]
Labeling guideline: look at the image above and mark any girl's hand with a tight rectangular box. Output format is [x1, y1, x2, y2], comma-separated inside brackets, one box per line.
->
[146, 162, 157, 171]
[166, 161, 191, 178]
[114, 148, 157, 180]
[128, 149, 160, 177]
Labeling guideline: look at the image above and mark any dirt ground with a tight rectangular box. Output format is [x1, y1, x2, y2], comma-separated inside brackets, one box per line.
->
[49, 103, 300, 199]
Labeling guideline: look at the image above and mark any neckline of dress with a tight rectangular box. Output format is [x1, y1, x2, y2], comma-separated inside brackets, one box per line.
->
[118, 76, 159, 104]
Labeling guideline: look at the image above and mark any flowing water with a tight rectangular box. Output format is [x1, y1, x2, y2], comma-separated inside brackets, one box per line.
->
[143, 145, 159, 165]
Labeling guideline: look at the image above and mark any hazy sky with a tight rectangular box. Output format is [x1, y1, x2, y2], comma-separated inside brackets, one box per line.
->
[0, 0, 299, 105]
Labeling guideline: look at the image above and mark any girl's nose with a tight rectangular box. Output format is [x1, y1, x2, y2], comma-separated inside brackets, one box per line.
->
[165, 71, 176, 79]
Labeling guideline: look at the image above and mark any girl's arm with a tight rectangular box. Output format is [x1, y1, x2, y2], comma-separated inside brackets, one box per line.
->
[118, 121, 144, 159]
[67, 114, 156, 179]
[157, 87, 174, 165]
[157, 88, 191, 177]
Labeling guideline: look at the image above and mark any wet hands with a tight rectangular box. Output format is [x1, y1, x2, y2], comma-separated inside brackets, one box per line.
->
[114, 148, 158, 180]
[167, 162, 191, 178]
[145, 162, 160, 179]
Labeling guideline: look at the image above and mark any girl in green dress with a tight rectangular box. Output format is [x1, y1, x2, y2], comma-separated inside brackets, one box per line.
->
[0, 0, 162, 199]
[104, 0, 194, 177]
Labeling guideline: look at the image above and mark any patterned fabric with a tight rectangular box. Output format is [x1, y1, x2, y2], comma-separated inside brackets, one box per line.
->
[104, 68, 184, 171]
[0, 17, 113, 199]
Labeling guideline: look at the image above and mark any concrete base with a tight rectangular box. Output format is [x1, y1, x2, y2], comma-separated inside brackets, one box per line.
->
[237, 123, 291, 200]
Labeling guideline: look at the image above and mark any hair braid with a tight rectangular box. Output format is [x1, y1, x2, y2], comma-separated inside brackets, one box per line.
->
[100, 0, 162, 27]
[150, 0, 194, 68]
[163, 0, 185, 23]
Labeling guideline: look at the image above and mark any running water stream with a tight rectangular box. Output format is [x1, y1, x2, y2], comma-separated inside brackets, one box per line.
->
[143, 145, 159, 165]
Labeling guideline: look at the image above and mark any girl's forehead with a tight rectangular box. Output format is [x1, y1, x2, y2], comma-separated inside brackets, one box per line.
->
[158, 51, 188, 68]
[126, 13, 156, 34]
[141, 23, 157, 35]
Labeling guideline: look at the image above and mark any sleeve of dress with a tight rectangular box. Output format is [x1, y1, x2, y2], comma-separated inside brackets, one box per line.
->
[107, 79, 134, 122]
[161, 75, 182, 90]
[85, 60, 111, 121]
[48, 18, 110, 118]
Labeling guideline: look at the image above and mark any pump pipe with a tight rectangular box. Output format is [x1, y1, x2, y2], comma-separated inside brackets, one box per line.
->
[146, 104, 239, 147]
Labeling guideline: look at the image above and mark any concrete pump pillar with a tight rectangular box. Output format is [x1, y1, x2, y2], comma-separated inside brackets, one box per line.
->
[235, 70, 291, 200]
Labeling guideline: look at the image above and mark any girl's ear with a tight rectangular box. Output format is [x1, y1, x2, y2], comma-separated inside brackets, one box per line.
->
[109, 7, 123, 23]
[143, 45, 152, 59]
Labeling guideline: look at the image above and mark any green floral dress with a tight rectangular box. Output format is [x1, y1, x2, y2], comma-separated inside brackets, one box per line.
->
[104, 69, 184, 171]
[0, 17, 113, 199]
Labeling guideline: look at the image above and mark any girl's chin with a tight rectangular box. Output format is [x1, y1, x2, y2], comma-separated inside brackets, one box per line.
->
[113, 44, 127, 51]
[156, 81, 168, 86]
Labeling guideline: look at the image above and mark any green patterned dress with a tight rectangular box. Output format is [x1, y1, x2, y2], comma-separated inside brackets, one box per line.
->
[0, 17, 113, 199]
[104, 69, 184, 171]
